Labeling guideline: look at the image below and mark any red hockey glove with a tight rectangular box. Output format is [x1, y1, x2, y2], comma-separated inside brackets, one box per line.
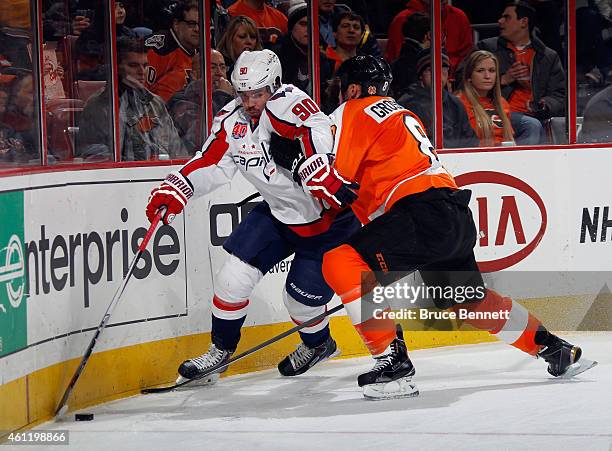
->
[295, 154, 359, 209]
[146, 171, 194, 224]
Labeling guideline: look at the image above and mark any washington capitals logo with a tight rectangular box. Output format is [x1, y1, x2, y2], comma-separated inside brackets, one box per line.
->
[231, 122, 248, 139]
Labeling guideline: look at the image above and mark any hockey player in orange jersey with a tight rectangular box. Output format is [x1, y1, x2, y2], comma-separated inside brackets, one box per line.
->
[285, 55, 597, 399]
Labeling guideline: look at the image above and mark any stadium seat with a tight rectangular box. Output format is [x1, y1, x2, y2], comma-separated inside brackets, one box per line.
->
[58, 35, 80, 97]
[544, 117, 584, 145]
[46, 98, 85, 162]
[74, 80, 106, 102]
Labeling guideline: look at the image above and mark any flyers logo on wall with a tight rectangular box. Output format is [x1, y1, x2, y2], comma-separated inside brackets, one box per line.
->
[455, 171, 547, 272]
[0, 191, 27, 357]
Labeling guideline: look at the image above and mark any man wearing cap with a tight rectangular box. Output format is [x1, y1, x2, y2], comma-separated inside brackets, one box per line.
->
[398, 50, 478, 148]
[273, 1, 334, 94]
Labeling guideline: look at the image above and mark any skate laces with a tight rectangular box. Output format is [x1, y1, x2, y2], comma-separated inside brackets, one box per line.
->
[372, 353, 395, 372]
[288, 343, 315, 369]
[191, 344, 227, 371]
[372, 339, 403, 372]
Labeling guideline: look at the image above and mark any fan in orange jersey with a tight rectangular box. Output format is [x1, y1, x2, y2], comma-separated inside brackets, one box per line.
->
[145, 0, 199, 102]
[288, 55, 596, 400]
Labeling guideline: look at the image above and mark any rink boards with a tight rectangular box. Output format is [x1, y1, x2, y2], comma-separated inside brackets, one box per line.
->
[1, 147, 611, 434]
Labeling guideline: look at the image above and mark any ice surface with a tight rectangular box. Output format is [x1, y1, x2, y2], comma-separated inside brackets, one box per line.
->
[30, 333, 612, 451]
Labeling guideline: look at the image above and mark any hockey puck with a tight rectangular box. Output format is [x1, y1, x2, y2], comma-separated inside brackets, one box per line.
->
[74, 413, 94, 421]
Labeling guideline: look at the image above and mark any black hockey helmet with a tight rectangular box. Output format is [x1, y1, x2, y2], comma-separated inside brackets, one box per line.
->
[336, 55, 393, 98]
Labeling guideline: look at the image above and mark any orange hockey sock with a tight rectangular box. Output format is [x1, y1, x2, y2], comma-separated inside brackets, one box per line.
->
[323, 244, 396, 355]
[452, 289, 542, 355]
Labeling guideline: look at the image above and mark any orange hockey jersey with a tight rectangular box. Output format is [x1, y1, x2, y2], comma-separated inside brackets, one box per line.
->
[330, 96, 457, 225]
[145, 29, 195, 102]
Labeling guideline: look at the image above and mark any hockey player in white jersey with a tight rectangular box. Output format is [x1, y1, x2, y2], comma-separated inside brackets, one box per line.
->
[145, 49, 361, 384]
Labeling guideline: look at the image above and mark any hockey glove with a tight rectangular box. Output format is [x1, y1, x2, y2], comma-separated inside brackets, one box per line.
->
[146, 171, 194, 224]
[295, 153, 359, 209]
[268, 133, 304, 172]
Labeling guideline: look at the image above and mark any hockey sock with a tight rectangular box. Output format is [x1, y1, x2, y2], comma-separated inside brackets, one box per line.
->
[299, 326, 330, 348]
[322, 244, 396, 356]
[453, 289, 542, 355]
[211, 314, 247, 352]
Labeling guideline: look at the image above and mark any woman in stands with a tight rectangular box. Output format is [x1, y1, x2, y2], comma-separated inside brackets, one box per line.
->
[458, 50, 515, 147]
[216, 15, 263, 77]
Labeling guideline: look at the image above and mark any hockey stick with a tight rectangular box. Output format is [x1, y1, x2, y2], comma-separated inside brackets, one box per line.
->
[141, 303, 344, 394]
[55, 210, 165, 416]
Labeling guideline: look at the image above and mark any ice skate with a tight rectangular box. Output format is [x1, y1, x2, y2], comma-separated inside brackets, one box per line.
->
[278, 335, 340, 376]
[537, 335, 598, 378]
[176, 343, 233, 386]
[358, 326, 419, 400]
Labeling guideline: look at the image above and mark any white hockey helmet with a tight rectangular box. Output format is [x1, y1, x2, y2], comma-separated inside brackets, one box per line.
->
[231, 49, 282, 93]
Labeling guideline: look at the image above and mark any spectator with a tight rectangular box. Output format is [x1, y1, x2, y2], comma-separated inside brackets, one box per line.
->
[0, 72, 38, 163]
[0, 84, 33, 164]
[477, 1, 562, 144]
[71, 2, 105, 68]
[317, 0, 381, 58]
[319, 0, 339, 48]
[391, 12, 430, 98]
[78, 38, 186, 161]
[145, 0, 199, 102]
[0, 0, 30, 29]
[398, 51, 479, 148]
[216, 15, 263, 76]
[210, 49, 235, 112]
[167, 49, 235, 151]
[0, 28, 31, 72]
[272, 1, 334, 94]
[577, 0, 612, 85]
[580, 84, 612, 143]
[385, 0, 473, 71]
[115, 1, 138, 37]
[325, 12, 365, 72]
[228, 0, 288, 35]
[457, 50, 515, 147]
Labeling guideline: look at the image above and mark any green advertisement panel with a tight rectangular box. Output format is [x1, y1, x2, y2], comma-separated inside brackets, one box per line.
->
[0, 191, 27, 357]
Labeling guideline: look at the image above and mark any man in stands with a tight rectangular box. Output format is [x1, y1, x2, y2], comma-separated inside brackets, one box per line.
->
[580, 84, 612, 143]
[145, 0, 199, 102]
[398, 50, 479, 148]
[390, 11, 430, 98]
[228, 0, 288, 37]
[273, 1, 334, 94]
[167, 49, 234, 152]
[477, 0, 565, 144]
[78, 38, 186, 160]
[325, 12, 365, 72]
[385, 0, 473, 71]
[318, 0, 381, 58]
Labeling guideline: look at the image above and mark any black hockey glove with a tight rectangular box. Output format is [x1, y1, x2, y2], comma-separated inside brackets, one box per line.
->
[268, 133, 304, 173]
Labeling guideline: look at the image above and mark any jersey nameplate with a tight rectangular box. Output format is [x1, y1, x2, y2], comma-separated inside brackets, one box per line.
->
[365, 99, 406, 124]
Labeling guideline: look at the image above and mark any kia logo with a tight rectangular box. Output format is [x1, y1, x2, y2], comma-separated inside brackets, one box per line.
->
[455, 171, 547, 272]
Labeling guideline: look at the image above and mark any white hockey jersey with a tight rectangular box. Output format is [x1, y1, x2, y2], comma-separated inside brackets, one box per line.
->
[178, 84, 337, 237]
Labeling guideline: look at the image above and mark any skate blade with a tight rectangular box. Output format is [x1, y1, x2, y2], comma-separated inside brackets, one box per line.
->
[363, 377, 419, 400]
[327, 348, 341, 360]
[175, 372, 220, 387]
[559, 358, 598, 379]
